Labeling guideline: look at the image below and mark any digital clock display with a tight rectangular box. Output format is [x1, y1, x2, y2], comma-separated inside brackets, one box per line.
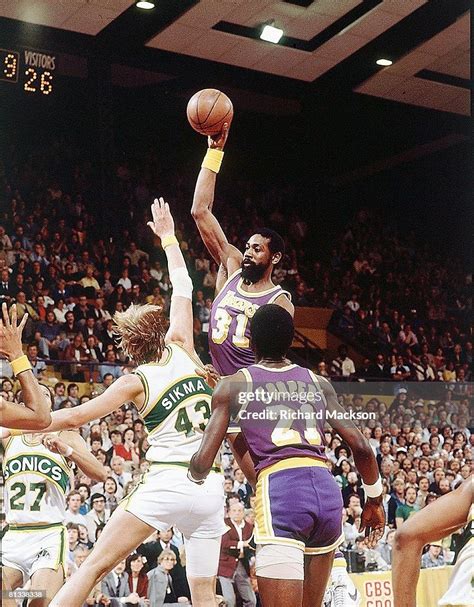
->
[1, 48, 56, 95]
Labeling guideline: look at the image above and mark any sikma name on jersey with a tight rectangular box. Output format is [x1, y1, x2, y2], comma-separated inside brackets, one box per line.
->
[161, 377, 210, 410]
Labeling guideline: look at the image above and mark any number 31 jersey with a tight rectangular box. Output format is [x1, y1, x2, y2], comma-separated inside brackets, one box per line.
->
[210, 269, 291, 376]
[3, 434, 71, 525]
[134, 343, 213, 464]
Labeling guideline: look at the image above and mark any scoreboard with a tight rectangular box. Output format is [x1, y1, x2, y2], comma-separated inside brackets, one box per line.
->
[1, 48, 56, 95]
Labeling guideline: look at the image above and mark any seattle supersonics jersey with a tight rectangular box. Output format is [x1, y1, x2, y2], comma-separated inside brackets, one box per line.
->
[134, 343, 213, 464]
[3, 434, 71, 525]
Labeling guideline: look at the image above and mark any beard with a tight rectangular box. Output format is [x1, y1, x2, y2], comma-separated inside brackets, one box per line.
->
[241, 259, 267, 283]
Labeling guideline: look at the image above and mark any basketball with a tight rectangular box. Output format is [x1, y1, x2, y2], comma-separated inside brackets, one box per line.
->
[186, 89, 233, 136]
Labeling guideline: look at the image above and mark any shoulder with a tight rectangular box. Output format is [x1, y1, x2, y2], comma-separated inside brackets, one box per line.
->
[273, 292, 294, 316]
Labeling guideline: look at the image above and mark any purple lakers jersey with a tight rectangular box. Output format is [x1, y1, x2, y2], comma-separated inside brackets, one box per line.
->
[209, 269, 290, 375]
[234, 364, 328, 474]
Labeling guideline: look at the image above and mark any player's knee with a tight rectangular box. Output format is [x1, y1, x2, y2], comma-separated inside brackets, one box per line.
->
[394, 525, 419, 552]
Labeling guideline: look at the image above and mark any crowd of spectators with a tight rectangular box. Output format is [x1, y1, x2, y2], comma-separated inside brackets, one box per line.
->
[0, 140, 472, 604]
[0, 139, 471, 386]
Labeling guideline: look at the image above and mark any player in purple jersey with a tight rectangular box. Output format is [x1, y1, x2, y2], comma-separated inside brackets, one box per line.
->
[189, 305, 385, 607]
[191, 121, 294, 378]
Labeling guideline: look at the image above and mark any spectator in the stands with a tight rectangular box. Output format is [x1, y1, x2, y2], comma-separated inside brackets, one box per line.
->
[331, 345, 356, 379]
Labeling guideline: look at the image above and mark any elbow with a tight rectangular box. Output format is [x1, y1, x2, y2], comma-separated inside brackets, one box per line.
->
[191, 206, 204, 221]
[97, 467, 108, 483]
[352, 435, 373, 461]
[36, 412, 52, 430]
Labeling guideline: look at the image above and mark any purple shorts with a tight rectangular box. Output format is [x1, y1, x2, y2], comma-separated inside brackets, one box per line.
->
[254, 458, 343, 555]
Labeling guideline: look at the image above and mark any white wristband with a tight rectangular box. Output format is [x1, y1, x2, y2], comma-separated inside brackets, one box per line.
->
[170, 267, 193, 300]
[63, 445, 73, 458]
[362, 477, 383, 498]
[187, 469, 205, 485]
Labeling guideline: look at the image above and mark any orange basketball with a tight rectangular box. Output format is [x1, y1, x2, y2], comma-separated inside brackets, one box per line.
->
[187, 89, 233, 136]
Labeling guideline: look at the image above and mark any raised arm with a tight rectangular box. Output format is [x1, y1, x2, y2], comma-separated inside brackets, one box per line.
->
[41, 374, 143, 433]
[318, 374, 385, 546]
[191, 124, 243, 276]
[147, 197, 194, 353]
[0, 303, 51, 429]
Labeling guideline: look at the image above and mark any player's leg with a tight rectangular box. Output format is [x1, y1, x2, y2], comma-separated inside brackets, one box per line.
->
[392, 479, 472, 607]
[184, 535, 222, 607]
[255, 544, 304, 607]
[2, 566, 24, 607]
[29, 568, 64, 607]
[49, 508, 154, 607]
[327, 549, 360, 606]
[302, 550, 335, 607]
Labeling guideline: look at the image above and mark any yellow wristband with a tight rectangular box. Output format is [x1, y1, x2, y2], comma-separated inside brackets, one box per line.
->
[161, 234, 179, 249]
[202, 148, 224, 173]
[11, 354, 32, 376]
[10, 429, 22, 436]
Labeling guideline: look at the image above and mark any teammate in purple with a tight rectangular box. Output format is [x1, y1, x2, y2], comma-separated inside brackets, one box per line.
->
[191, 122, 294, 377]
[189, 305, 385, 607]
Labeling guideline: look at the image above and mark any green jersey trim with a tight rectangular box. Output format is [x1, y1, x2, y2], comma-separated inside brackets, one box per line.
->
[143, 375, 212, 433]
[7, 522, 65, 531]
[4, 453, 70, 493]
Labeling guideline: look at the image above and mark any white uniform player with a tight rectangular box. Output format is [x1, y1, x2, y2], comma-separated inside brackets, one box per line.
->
[44, 199, 226, 607]
[121, 342, 226, 539]
[438, 505, 474, 607]
[2, 434, 70, 582]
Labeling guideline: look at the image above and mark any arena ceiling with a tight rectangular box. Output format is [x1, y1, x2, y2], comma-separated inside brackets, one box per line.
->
[0, 0, 470, 116]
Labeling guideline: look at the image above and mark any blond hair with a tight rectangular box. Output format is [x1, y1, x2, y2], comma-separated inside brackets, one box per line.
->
[113, 304, 167, 364]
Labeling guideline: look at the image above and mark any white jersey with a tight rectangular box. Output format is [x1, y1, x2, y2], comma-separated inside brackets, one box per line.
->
[3, 434, 71, 525]
[135, 343, 216, 466]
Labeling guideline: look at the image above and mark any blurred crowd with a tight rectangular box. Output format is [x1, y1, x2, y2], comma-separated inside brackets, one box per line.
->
[0, 139, 472, 605]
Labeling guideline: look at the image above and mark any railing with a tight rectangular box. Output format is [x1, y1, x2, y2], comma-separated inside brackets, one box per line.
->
[290, 328, 325, 367]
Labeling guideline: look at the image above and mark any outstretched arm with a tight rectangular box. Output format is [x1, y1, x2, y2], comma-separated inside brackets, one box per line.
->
[43, 431, 108, 482]
[40, 374, 143, 432]
[0, 303, 51, 430]
[191, 124, 243, 278]
[147, 198, 194, 353]
[318, 374, 385, 547]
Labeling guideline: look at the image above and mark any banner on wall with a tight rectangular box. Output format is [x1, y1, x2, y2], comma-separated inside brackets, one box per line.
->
[349, 566, 452, 607]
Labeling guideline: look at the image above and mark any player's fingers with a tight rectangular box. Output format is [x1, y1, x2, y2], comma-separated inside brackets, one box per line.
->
[11, 304, 18, 328]
[151, 200, 159, 224]
[2, 302, 10, 327]
[18, 313, 28, 332]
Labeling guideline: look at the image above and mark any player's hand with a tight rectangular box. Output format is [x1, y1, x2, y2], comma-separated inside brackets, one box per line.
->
[0, 303, 28, 360]
[195, 364, 221, 389]
[126, 592, 140, 605]
[42, 434, 70, 457]
[360, 496, 385, 549]
[147, 197, 175, 240]
[208, 122, 230, 150]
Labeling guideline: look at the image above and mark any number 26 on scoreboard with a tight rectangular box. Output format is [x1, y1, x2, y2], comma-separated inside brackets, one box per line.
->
[24, 67, 53, 95]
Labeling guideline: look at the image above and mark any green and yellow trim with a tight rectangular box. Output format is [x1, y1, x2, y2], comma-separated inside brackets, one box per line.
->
[134, 370, 150, 415]
[7, 521, 65, 531]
